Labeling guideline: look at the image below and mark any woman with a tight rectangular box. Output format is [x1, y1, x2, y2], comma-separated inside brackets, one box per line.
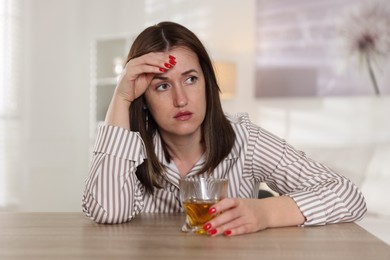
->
[82, 21, 366, 236]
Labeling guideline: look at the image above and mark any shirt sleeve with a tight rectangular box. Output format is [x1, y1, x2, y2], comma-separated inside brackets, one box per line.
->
[246, 121, 367, 226]
[82, 124, 147, 224]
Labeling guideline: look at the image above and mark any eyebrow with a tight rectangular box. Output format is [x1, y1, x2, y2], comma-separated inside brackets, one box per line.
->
[152, 69, 198, 81]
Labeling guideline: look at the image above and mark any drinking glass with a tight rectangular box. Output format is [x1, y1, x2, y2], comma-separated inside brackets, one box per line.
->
[179, 177, 228, 234]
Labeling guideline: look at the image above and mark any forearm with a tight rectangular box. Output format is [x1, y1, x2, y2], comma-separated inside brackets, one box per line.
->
[251, 127, 366, 225]
[82, 125, 147, 223]
[105, 90, 132, 130]
[259, 196, 305, 228]
[288, 174, 367, 225]
[82, 154, 143, 224]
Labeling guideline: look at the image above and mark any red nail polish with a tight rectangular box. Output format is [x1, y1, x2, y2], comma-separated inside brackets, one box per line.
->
[159, 68, 166, 72]
[169, 55, 176, 60]
[208, 229, 217, 235]
[203, 223, 212, 231]
[169, 59, 176, 65]
[208, 207, 216, 215]
[164, 63, 173, 69]
[224, 230, 232, 236]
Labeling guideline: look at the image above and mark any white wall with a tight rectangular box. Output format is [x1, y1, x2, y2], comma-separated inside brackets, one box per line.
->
[12, 0, 390, 217]
[18, 0, 90, 211]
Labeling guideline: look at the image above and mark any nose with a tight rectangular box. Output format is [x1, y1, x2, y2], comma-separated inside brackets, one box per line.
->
[173, 86, 188, 107]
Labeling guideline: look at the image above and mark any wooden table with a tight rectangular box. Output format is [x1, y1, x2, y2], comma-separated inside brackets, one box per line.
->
[1, 212, 389, 260]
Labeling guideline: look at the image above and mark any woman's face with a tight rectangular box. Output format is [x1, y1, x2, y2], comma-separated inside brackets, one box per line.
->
[144, 46, 206, 141]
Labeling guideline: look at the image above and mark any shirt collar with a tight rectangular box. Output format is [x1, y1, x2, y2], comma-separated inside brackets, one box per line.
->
[153, 131, 240, 164]
[153, 131, 240, 187]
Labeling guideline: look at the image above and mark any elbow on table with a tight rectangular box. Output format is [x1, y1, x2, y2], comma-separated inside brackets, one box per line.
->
[332, 176, 368, 224]
[349, 194, 368, 222]
[331, 190, 368, 225]
[83, 206, 132, 224]
[82, 197, 133, 224]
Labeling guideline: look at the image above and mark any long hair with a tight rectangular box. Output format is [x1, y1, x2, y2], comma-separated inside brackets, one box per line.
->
[127, 21, 236, 193]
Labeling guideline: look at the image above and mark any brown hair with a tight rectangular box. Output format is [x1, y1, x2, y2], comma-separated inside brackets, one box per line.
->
[127, 21, 235, 193]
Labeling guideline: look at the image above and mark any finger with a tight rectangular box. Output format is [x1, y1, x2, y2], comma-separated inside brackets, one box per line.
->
[210, 198, 239, 214]
[129, 52, 175, 73]
[205, 203, 244, 236]
[207, 215, 244, 237]
[121, 61, 170, 84]
[209, 213, 264, 237]
[123, 63, 164, 80]
[223, 223, 254, 237]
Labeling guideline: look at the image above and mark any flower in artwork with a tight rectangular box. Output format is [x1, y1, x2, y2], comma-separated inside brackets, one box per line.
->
[339, 0, 390, 96]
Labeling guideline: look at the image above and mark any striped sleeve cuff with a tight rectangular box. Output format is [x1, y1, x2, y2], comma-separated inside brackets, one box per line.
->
[93, 124, 146, 163]
[287, 191, 327, 226]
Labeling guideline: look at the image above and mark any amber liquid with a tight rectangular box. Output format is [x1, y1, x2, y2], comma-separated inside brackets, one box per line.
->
[183, 199, 217, 231]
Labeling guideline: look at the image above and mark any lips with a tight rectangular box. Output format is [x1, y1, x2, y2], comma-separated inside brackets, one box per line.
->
[174, 111, 193, 121]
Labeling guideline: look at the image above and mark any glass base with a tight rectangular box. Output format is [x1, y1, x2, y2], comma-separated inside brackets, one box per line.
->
[181, 219, 207, 235]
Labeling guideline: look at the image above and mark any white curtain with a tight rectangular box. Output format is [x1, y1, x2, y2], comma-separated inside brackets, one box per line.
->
[0, 0, 21, 210]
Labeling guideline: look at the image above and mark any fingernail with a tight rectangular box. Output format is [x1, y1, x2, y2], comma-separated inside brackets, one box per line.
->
[169, 55, 176, 60]
[159, 68, 166, 72]
[164, 63, 173, 68]
[169, 59, 176, 65]
[208, 229, 217, 236]
[224, 230, 232, 236]
[208, 207, 216, 215]
[203, 223, 212, 231]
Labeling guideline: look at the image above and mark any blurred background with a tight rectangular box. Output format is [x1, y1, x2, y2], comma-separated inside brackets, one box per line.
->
[0, 0, 389, 243]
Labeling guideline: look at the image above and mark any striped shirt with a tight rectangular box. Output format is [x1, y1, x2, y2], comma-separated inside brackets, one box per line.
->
[82, 113, 367, 225]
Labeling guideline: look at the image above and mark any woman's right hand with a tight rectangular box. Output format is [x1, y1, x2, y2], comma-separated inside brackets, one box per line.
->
[104, 52, 176, 129]
[115, 52, 176, 103]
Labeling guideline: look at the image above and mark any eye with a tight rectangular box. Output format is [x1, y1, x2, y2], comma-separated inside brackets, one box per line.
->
[185, 76, 198, 85]
[156, 83, 169, 91]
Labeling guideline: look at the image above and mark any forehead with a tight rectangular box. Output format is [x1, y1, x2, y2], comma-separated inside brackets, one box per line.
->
[169, 46, 200, 67]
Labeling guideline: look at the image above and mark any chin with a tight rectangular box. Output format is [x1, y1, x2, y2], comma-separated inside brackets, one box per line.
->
[170, 125, 201, 137]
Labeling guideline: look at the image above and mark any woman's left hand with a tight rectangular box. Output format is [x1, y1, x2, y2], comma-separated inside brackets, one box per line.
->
[203, 198, 267, 236]
[203, 196, 305, 236]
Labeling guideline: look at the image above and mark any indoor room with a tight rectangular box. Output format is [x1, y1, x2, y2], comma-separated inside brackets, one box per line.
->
[1, 0, 389, 258]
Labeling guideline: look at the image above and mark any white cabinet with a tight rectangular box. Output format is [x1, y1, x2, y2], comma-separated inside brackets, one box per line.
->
[90, 35, 134, 144]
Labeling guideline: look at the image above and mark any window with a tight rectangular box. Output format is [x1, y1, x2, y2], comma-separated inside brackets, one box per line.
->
[255, 0, 389, 97]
